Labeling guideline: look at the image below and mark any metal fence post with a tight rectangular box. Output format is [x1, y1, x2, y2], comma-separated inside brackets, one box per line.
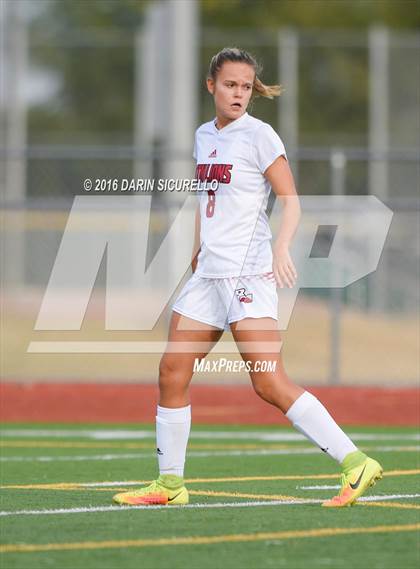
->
[329, 149, 346, 384]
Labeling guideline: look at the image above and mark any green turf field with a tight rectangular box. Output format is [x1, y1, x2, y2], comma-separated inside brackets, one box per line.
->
[1, 424, 419, 569]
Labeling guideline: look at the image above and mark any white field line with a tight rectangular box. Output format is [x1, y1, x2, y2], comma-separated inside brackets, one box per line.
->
[0, 449, 320, 462]
[0, 500, 321, 516]
[1, 429, 419, 442]
[1, 446, 418, 463]
[1, 494, 419, 517]
[298, 485, 341, 490]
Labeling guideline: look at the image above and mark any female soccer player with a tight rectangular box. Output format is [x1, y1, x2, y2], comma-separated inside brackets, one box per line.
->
[114, 47, 382, 508]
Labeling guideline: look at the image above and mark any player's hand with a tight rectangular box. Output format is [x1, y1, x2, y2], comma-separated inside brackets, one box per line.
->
[272, 245, 298, 288]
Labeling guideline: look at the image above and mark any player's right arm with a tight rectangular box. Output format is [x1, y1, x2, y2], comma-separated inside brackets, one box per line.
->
[191, 202, 201, 273]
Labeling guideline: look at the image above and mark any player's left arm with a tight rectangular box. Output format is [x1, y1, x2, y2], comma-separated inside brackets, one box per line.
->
[264, 155, 301, 288]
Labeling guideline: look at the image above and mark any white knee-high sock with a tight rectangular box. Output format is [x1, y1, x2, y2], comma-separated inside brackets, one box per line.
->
[285, 391, 357, 464]
[156, 404, 191, 477]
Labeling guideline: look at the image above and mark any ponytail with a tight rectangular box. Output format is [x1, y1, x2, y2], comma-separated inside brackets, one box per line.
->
[252, 76, 284, 100]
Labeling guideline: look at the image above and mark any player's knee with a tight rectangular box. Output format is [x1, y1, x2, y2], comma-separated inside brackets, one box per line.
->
[158, 357, 176, 387]
[158, 356, 187, 393]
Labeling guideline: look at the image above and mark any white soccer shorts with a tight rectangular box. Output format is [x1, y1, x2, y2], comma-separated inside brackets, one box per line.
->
[171, 272, 278, 331]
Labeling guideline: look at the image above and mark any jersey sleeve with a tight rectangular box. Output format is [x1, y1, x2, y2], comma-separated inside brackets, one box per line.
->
[252, 123, 287, 174]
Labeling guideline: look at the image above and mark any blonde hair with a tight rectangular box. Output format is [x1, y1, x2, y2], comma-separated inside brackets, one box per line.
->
[207, 47, 284, 100]
[252, 76, 284, 99]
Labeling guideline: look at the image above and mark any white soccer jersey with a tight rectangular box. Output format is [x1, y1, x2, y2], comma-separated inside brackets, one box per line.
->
[193, 112, 287, 278]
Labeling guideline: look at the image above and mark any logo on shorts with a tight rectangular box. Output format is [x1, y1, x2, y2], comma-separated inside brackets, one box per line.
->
[235, 287, 253, 303]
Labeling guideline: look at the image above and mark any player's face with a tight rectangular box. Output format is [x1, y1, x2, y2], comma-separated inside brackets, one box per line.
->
[207, 62, 254, 127]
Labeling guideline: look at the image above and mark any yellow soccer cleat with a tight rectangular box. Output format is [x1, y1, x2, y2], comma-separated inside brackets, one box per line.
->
[113, 475, 188, 506]
[322, 455, 383, 508]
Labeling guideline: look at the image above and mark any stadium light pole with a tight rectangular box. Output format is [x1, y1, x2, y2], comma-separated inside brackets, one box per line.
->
[164, 0, 199, 300]
[135, 0, 198, 324]
[164, 0, 198, 186]
[135, 1, 171, 182]
[135, 2, 176, 299]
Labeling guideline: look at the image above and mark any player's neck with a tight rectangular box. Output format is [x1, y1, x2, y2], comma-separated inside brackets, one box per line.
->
[214, 116, 233, 130]
[214, 112, 247, 131]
